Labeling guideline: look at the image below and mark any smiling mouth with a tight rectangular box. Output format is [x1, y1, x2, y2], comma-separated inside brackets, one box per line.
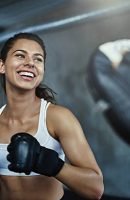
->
[17, 71, 36, 78]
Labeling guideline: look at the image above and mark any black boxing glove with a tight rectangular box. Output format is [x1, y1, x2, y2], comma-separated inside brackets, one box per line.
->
[7, 132, 64, 176]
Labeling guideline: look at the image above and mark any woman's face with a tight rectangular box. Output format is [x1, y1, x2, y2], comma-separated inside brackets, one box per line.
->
[1, 38, 45, 91]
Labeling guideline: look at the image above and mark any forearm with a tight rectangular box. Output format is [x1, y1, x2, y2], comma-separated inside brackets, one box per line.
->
[55, 162, 104, 200]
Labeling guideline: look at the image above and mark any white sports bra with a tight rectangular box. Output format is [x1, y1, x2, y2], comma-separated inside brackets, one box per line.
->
[0, 99, 65, 176]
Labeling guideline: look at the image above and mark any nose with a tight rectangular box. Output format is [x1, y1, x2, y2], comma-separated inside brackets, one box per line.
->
[24, 56, 35, 68]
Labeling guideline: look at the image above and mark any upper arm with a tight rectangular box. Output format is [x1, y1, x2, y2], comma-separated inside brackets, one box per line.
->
[48, 104, 102, 175]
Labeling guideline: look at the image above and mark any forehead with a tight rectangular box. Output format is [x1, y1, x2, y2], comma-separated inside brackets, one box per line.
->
[10, 39, 44, 55]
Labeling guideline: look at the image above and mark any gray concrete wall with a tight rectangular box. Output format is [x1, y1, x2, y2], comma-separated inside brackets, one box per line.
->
[41, 10, 130, 197]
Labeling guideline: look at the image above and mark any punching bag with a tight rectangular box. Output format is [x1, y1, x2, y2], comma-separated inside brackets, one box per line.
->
[87, 39, 130, 144]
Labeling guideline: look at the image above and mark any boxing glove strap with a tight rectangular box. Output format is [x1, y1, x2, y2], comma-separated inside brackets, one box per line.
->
[53, 158, 64, 176]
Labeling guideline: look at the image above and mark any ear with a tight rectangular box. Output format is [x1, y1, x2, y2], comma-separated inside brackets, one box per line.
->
[0, 59, 5, 74]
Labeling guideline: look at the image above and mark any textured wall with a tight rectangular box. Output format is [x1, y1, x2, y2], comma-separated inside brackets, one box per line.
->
[41, 10, 130, 197]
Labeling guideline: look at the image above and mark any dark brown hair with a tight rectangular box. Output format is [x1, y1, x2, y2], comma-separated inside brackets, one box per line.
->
[0, 32, 56, 103]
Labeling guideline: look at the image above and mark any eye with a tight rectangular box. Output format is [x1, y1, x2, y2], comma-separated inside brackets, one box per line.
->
[15, 53, 25, 59]
[34, 57, 43, 63]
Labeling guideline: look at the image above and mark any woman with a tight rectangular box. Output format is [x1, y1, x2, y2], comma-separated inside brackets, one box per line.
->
[0, 32, 104, 200]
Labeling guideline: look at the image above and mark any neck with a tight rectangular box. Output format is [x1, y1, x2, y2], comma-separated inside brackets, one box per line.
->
[5, 89, 40, 120]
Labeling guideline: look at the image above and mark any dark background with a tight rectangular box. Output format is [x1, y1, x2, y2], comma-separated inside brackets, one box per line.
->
[0, 0, 130, 199]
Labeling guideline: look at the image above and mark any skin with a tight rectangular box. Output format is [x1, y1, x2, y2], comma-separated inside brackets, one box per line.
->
[0, 39, 104, 200]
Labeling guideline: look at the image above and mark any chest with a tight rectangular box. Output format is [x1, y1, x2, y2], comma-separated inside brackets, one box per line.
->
[0, 115, 39, 144]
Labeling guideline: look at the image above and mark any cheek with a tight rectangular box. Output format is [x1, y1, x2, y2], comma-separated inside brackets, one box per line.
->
[5, 59, 22, 71]
[38, 65, 45, 75]
[37, 66, 44, 82]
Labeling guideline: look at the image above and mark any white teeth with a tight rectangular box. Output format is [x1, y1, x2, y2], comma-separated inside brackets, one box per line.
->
[18, 71, 34, 77]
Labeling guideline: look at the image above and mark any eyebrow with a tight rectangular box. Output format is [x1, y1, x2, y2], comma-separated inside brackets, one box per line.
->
[12, 49, 44, 58]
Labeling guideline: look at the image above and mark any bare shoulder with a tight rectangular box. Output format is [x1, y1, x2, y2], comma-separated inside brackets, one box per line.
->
[47, 103, 77, 126]
[47, 103, 84, 139]
[48, 103, 74, 119]
[47, 103, 102, 174]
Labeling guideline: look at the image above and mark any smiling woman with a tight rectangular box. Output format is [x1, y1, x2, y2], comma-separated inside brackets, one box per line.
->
[0, 33, 56, 103]
[0, 32, 104, 200]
